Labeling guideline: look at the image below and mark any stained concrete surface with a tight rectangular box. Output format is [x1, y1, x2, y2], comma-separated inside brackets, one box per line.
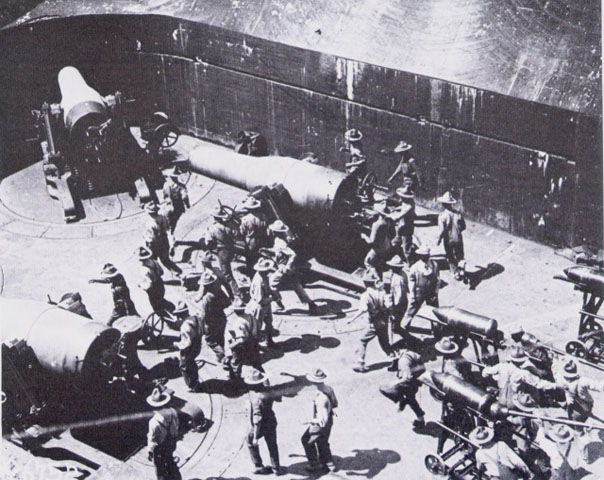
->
[1, 136, 603, 479]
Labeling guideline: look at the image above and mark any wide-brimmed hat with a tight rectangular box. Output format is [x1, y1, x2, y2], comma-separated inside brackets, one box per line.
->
[415, 245, 431, 256]
[508, 345, 528, 364]
[307, 368, 327, 383]
[438, 192, 457, 204]
[200, 271, 218, 286]
[100, 263, 120, 278]
[562, 359, 580, 379]
[146, 387, 172, 408]
[513, 392, 538, 412]
[394, 141, 412, 153]
[240, 197, 262, 211]
[373, 202, 391, 217]
[469, 426, 494, 446]
[211, 206, 233, 221]
[435, 337, 459, 355]
[344, 128, 363, 142]
[396, 185, 415, 199]
[173, 301, 189, 315]
[269, 220, 290, 233]
[549, 425, 574, 444]
[144, 202, 159, 214]
[254, 258, 275, 272]
[345, 157, 366, 168]
[164, 165, 184, 178]
[136, 246, 153, 260]
[199, 250, 214, 264]
[58, 292, 82, 309]
[385, 255, 405, 269]
[245, 369, 267, 385]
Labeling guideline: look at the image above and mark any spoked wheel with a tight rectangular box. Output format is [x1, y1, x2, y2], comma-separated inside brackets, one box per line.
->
[141, 312, 165, 348]
[424, 454, 447, 475]
[156, 124, 180, 149]
[566, 340, 588, 359]
[360, 172, 378, 199]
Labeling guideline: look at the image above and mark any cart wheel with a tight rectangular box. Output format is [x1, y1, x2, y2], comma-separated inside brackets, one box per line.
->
[424, 454, 447, 475]
[566, 340, 588, 359]
[151, 111, 170, 123]
[156, 124, 180, 149]
[142, 312, 165, 348]
[218, 204, 240, 225]
[360, 172, 378, 198]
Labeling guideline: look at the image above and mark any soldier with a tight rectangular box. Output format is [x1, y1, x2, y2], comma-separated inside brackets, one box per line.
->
[161, 166, 190, 255]
[195, 250, 233, 301]
[227, 301, 264, 382]
[470, 426, 532, 480]
[437, 400, 475, 455]
[173, 301, 203, 392]
[301, 368, 338, 474]
[390, 185, 416, 264]
[143, 202, 183, 276]
[353, 272, 396, 373]
[481, 346, 557, 409]
[89, 263, 138, 326]
[387, 140, 421, 192]
[247, 258, 280, 348]
[57, 291, 92, 319]
[434, 337, 471, 380]
[239, 196, 269, 275]
[196, 271, 231, 365]
[553, 358, 603, 423]
[245, 369, 283, 475]
[146, 387, 181, 480]
[401, 245, 439, 329]
[200, 206, 242, 301]
[340, 128, 366, 177]
[137, 246, 175, 315]
[436, 192, 466, 281]
[535, 423, 582, 479]
[266, 220, 318, 314]
[378, 349, 426, 429]
[384, 254, 408, 335]
[362, 202, 394, 278]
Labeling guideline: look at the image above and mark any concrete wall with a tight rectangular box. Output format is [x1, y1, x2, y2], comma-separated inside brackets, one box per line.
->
[0, 14, 601, 247]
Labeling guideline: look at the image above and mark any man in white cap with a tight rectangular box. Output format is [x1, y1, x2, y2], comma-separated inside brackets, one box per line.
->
[482, 345, 557, 408]
[247, 258, 280, 348]
[387, 140, 421, 192]
[353, 272, 396, 373]
[383, 254, 408, 335]
[161, 166, 190, 255]
[362, 202, 394, 278]
[146, 387, 181, 480]
[471, 426, 531, 480]
[390, 184, 416, 264]
[436, 191, 466, 281]
[238, 196, 269, 274]
[301, 368, 338, 473]
[143, 201, 182, 276]
[553, 357, 603, 422]
[265, 220, 318, 315]
[401, 245, 439, 329]
[137, 246, 175, 315]
[245, 369, 283, 475]
[173, 301, 203, 391]
[89, 262, 138, 326]
[199, 206, 242, 300]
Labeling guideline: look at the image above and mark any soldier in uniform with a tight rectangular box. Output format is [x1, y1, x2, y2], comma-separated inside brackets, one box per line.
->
[436, 192, 466, 281]
[391, 185, 416, 264]
[57, 291, 92, 319]
[401, 245, 439, 329]
[378, 349, 426, 429]
[226, 301, 264, 382]
[245, 369, 283, 475]
[470, 426, 532, 480]
[553, 358, 603, 423]
[195, 250, 233, 301]
[387, 140, 421, 192]
[137, 246, 175, 315]
[161, 166, 190, 255]
[200, 206, 242, 301]
[340, 128, 366, 177]
[143, 202, 183, 276]
[353, 272, 396, 373]
[89, 263, 138, 326]
[265, 220, 318, 314]
[173, 301, 203, 392]
[362, 202, 395, 278]
[196, 271, 231, 365]
[247, 258, 280, 348]
[146, 387, 181, 480]
[239, 196, 269, 275]
[301, 368, 338, 474]
[384, 254, 408, 335]
[434, 337, 471, 380]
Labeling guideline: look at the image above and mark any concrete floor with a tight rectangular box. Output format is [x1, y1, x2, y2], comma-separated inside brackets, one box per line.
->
[1, 135, 603, 480]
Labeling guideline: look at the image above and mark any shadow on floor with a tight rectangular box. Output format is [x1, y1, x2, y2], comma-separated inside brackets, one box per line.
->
[198, 378, 246, 398]
[466, 263, 505, 290]
[262, 334, 341, 362]
[279, 298, 352, 317]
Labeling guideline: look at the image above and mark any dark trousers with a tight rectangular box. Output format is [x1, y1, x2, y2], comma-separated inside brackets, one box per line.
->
[153, 441, 181, 480]
[107, 299, 139, 326]
[179, 341, 201, 387]
[217, 248, 241, 298]
[147, 286, 175, 316]
[156, 247, 183, 275]
[402, 294, 439, 328]
[230, 340, 263, 378]
[247, 422, 280, 468]
[206, 324, 227, 363]
[355, 320, 391, 367]
[401, 233, 414, 264]
[444, 240, 464, 275]
[301, 419, 334, 467]
[379, 380, 424, 418]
